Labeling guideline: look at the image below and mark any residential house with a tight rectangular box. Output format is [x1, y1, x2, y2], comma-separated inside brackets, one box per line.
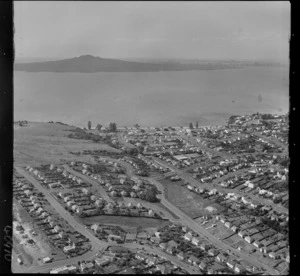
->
[253, 240, 263, 248]
[156, 264, 169, 274]
[176, 252, 186, 260]
[159, 243, 167, 250]
[136, 252, 147, 261]
[120, 191, 127, 197]
[166, 240, 178, 254]
[33, 203, 41, 209]
[95, 256, 111, 266]
[286, 254, 290, 263]
[91, 224, 101, 233]
[245, 236, 254, 244]
[220, 216, 226, 224]
[108, 234, 123, 242]
[269, 252, 278, 259]
[146, 256, 157, 266]
[148, 209, 155, 217]
[225, 222, 231, 228]
[110, 191, 117, 197]
[66, 200, 75, 207]
[231, 225, 238, 232]
[226, 257, 236, 269]
[63, 243, 76, 253]
[24, 190, 32, 196]
[207, 268, 215, 274]
[184, 232, 193, 241]
[36, 207, 44, 215]
[95, 199, 104, 208]
[71, 205, 79, 212]
[125, 233, 136, 243]
[150, 237, 161, 244]
[80, 262, 94, 272]
[249, 200, 261, 209]
[200, 242, 210, 251]
[40, 212, 49, 218]
[208, 248, 218, 256]
[188, 255, 200, 266]
[234, 264, 244, 273]
[238, 231, 246, 238]
[216, 253, 227, 263]
[154, 231, 161, 238]
[199, 261, 207, 271]
[50, 265, 77, 274]
[54, 225, 62, 233]
[90, 195, 96, 201]
[192, 237, 200, 246]
[130, 192, 137, 198]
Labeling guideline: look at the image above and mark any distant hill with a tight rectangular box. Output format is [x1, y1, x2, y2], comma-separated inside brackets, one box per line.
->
[14, 55, 246, 73]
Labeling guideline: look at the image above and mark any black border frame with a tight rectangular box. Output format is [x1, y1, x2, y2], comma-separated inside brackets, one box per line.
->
[0, 1, 296, 275]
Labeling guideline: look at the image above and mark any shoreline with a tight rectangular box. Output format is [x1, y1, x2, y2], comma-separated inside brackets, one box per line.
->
[13, 111, 288, 130]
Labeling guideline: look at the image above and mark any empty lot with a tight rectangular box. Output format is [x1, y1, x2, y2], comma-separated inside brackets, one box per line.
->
[160, 179, 224, 219]
[80, 215, 170, 230]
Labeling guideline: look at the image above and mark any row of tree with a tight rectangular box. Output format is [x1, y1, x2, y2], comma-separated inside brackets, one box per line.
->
[87, 121, 117, 132]
[189, 122, 199, 129]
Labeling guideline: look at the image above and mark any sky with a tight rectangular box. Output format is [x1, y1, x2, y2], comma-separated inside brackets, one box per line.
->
[14, 1, 290, 62]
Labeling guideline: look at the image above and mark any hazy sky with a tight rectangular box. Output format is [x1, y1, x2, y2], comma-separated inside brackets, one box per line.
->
[14, 1, 290, 62]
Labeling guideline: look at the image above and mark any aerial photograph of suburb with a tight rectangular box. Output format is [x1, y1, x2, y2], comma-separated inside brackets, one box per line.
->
[12, 1, 289, 274]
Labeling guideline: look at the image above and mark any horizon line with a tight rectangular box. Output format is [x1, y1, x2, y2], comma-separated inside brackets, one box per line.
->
[14, 55, 288, 64]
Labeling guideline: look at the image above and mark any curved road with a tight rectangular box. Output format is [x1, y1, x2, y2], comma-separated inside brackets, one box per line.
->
[62, 164, 113, 202]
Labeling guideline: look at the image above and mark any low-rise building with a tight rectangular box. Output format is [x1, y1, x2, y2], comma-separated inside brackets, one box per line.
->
[63, 243, 76, 253]
[191, 237, 200, 246]
[188, 255, 200, 266]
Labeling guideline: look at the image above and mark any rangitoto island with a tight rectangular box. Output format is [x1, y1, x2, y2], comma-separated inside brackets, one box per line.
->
[14, 55, 283, 73]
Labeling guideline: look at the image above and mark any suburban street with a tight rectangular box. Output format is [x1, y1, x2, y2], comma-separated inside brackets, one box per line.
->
[122, 243, 201, 274]
[147, 178, 278, 275]
[63, 164, 113, 202]
[152, 146, 288, 215]
[15, 167, 108, 273]
[14, 135, 285, 275]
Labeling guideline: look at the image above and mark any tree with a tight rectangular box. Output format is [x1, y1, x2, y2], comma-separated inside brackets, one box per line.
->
[137, 145, 144, 154]
[189, 122, 193, 129]
[88, 121, 92, 130]
[136, 226, 142, 238]
[195, 121, 199, 128]
[108, 122, 117, 132]
[96, 124, 102, 132]
[145, 187, 158, 202]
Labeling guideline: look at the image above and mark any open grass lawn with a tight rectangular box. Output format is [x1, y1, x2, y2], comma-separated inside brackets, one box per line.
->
[80, 215, 170, 230]
[160, 179, 224, 219]
[14, 122, 121, 166]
